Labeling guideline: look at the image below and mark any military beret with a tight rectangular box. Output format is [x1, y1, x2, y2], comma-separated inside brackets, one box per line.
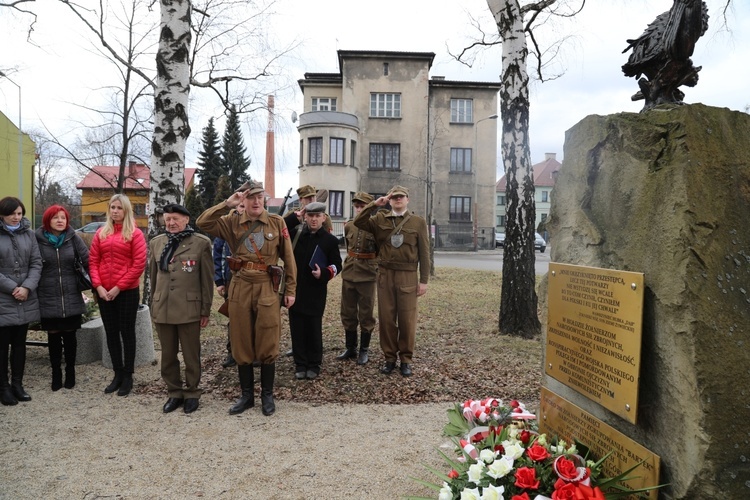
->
[388, 185, 409, 197]
[297, 185, 317, 198]
[352, 191, 374, 204]
[305, 202, 327, 215]
[162, 203, 190, 216]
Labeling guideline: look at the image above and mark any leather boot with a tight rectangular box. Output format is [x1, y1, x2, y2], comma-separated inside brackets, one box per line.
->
[222, 350, 236, 368]
[357, 331, 372, 365]
[10, 342, 31, 402]
[104, 370, 123, 394]
[0, 342, 16, 405]
[63, 331, 77, 389]
[48, 333, 64, 391]
[229, 364, 255, 415]
[260, 363, 276, 416]
[336, 331, 358, 360]
[117, 372, 133, 396]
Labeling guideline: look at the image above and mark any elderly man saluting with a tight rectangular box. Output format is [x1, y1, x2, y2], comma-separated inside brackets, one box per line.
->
[148, 204, 214, 414]
[197, 181, 297, 416]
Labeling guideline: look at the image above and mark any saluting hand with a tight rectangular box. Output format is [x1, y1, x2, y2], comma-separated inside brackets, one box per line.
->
[374, 196, 389, 207]
[226, 190, 246, 208]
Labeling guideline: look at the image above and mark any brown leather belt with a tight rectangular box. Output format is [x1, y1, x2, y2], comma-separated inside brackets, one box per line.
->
[241, 261, 268, 272]
[348, 250, 376, 259]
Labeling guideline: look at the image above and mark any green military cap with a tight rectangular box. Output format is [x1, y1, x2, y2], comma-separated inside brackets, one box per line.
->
[297, 185, 317, 198]
[236, 180, 264, 195]
[352, 192, 374, 204]
[388, 185, 409, 197]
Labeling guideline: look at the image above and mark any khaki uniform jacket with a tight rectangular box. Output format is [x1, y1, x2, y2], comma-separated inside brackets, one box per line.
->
[148, 232, 214, 324]
[353, 204, 430, 284]
[197, 203, 297, 297]
[342, 221, 378, 283]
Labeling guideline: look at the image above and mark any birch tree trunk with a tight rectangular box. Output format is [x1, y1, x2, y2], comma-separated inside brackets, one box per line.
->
[488, 0, 541, 337]
[150, 0, 191, 220]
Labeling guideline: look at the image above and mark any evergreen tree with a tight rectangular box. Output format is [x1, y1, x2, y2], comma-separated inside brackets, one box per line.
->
[214, 175, 233, 205]
[221, 105, 252, 191]
[184, 184, 206, 231]
[196, 117, 226, 208]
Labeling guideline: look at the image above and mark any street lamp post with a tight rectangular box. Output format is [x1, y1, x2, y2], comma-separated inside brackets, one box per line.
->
[0, 71, 23, 202]
[473, 114, 498, 251]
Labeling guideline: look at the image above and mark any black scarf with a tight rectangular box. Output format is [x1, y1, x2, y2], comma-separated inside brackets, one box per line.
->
[159, 227, 195, 272]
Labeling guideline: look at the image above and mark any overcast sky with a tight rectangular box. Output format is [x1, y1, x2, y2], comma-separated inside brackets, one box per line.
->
[2, 0, 748, 196]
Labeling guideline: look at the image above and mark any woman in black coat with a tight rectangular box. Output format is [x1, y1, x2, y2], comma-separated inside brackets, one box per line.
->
[35, 205, 90, 391]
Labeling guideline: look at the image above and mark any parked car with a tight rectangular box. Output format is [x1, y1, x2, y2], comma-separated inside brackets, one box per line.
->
[495, 232, 505, 248]
[535, 232, 546, 253]
[75, 221, 105, 247]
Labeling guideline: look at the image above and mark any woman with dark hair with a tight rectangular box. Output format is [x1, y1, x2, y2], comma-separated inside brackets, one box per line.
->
[35, 205, 90, 391]
[89, 194, 147, 397]
[0, 196, 42, 406]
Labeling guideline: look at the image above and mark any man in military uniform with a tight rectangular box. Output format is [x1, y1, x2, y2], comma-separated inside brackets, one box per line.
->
[148, 204, 214, 414]
[284, 184, 333, 233]
[197, 182, 297, 416]
[353, 185, 430, 377]
[337, 192, 378, 365]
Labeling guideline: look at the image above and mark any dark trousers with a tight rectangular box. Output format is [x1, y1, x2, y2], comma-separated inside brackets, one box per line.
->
[156, 321, 202, 399]
[0, 324, 29, 386]
[98, 288, 139, 374]
[289, 310, 323, 374]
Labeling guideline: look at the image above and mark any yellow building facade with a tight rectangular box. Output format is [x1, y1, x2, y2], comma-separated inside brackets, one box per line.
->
[0, 110, 36, 217]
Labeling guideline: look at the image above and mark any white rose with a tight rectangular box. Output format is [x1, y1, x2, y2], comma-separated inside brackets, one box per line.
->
[439, 484, 453, 500]
[502, 442, 524, 460]
[460, 487, 481, 500]
[480, 484, 505, 500]
[479, 449, 496, 464]
[486, 456, 514, 479]
[467, 461, 485, 484]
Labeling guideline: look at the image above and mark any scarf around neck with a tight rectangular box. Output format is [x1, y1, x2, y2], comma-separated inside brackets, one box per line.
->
[44, 230, 66, 248]
[159, 227, 195, 272]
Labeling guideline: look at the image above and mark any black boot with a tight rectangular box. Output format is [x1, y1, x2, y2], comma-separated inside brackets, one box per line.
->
[357, 331, 372, 365]
[222, 351, 236, 368]
[229, 364, 255, 415]
[104, 370, 123, 394]
[0, 342, 16, 405]
[63, 331, 77, 389]
[117, 372, 133, 396]
[260, 363, 276, 416]
[48, 333, 63, 391]
[336, 331, 358, 360]
[10, 342, 30, 402]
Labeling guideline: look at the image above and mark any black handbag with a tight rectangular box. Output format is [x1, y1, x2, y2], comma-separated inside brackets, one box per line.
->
[72, 237, 93, 292]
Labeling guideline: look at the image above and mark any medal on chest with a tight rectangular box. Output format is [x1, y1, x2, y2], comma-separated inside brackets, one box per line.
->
[181, 260, 196, 272]
[391, 233, 404, 248]
[245, 231, 267, 252]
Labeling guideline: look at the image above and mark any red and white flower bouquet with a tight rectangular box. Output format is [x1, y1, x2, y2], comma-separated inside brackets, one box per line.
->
[409, 398, 658, 500]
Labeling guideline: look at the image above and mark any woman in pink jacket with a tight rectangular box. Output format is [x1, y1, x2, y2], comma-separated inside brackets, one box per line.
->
[89, 194, 147, 396]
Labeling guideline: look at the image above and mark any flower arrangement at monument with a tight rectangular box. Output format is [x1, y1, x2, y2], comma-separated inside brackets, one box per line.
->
[410, 398, 655, 500]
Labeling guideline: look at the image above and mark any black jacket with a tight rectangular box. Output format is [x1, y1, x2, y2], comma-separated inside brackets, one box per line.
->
[34, 227, 89, 319]
[289, 224, 342, 316]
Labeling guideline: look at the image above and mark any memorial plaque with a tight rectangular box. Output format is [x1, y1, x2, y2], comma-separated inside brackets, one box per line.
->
[546, 263, 644, 423]
[540, 388, 660, 500]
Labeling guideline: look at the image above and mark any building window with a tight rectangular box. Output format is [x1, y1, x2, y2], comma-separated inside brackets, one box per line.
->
[451, 99, 473, 123]
[351, 140, 357, 167]
[450, 148, 472, 173]
[541, 213, 548, 223]
[370, 93, 401, 118]
[299, 140, 304, 165]
[309, 137, 323, 164]
[499, 215, 506, 227]
[383, 63, 389, 76]
[330, 138, 345, 164]
[497, 195, 506, 206]
[369, 143, 400, 170]
[133, 203, 146, 216]
[312, 97, 337, 111]
[542, 190, 549, 202]
[449, 196, 472, 221]
[329, 190, 344, 218]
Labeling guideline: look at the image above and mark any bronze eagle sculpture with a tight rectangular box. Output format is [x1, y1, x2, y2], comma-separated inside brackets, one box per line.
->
[622, 0, 709, 112]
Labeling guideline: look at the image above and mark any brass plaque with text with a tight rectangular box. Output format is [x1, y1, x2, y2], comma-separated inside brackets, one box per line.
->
[539, 388, 660, 500]
[546, 263, 644, 423]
